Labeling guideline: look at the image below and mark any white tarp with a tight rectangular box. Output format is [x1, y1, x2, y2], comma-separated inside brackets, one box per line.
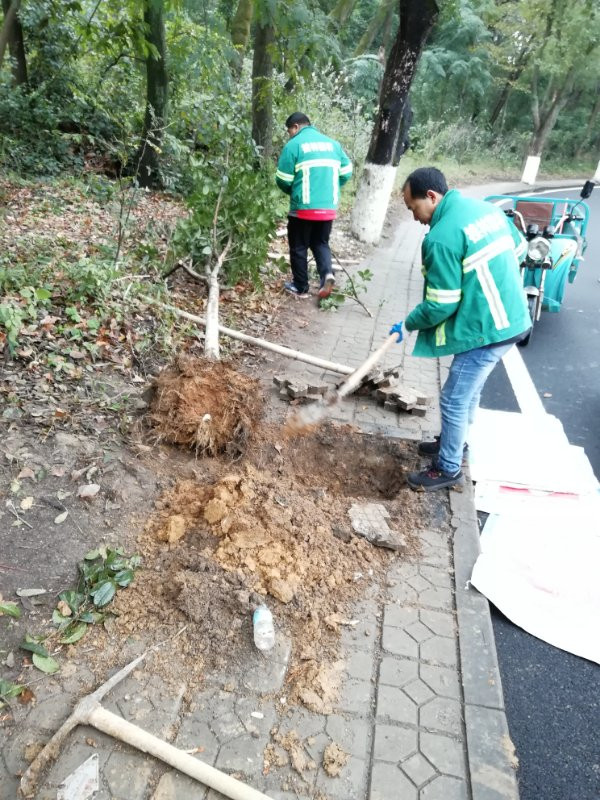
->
[468, 409, 598, 495]
[471, 511, 600, 664]
[469, 407, 600, 662]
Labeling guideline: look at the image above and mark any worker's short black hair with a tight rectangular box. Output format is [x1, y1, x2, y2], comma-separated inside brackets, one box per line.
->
[285, 112, 311, 128]
[403, 167, 448, 198]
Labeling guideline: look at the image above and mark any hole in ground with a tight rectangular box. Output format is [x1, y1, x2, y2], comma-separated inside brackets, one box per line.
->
[250, 424, 417, 499]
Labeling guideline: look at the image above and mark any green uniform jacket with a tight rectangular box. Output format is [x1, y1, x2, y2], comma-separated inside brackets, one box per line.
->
[275, 126, 352, 211]
[405, 190, 530, 358]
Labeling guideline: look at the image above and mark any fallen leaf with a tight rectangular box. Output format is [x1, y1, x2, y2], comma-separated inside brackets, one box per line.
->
[18, 688, 35, 705]
[32, 653, 60, 674]
[20, 496, 34, 511]
[77, 483, 100, 499]
[17, 467, 36, 480]
[54, 510, 69, 524]
[16, 588, 46, 598]
[10, 479, 21, 494]
[0, 602, 21, 618]
[51, 465, 66, 477]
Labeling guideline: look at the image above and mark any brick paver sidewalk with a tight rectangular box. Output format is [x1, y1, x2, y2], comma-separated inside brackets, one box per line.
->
[1, 218, 519, 800]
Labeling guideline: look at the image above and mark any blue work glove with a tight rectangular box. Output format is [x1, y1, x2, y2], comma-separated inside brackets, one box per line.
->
[389, 321, 403, 342]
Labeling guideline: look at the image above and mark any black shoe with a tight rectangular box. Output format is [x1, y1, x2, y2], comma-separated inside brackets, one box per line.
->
[418, 436, 468, 457]
[407, 464, 464, 492]
[284, 281, 310, 298]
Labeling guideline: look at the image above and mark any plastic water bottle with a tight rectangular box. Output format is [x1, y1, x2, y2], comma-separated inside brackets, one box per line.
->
[253, 605, 275, 651]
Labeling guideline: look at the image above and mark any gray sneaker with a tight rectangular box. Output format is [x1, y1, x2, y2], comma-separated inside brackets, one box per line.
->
[318, 273, 335, 299]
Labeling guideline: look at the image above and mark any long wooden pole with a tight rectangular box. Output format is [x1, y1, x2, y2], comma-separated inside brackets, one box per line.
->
[144, 297, 355, 375]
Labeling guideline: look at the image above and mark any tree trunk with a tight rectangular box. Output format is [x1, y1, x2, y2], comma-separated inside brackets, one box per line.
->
[522, 73, 575, 183]
[251, 15, 274, 160]
[1, 0, 27, 85]
[353, 0, 392, 56]
[136, 0, 168, 188]
[392, 97, 412, 164]
[489, 48, 529, 129]
[229, 0, 253, 77]
[575, 88, 600, 159]
[351, 0, 439, 244]
[329, 0, 358, 27]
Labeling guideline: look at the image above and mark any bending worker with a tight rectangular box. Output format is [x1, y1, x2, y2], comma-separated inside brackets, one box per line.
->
[394, 167, 530, 491]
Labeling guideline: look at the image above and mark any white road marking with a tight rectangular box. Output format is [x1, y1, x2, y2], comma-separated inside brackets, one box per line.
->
[501, 346, 546, 416]
[490, 195, 549, 417]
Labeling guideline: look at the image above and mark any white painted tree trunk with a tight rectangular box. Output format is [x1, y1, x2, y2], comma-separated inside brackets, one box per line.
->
[350, 163, 397, 244]
[521, 155, 541, 185]
[594, 158, 600, 183]
[204, 271, 220, 360]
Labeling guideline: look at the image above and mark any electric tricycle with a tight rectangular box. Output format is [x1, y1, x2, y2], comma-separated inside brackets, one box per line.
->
[486, 180, 595, 345]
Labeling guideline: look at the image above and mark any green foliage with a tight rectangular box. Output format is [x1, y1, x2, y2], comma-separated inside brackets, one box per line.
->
[319, 267, 373, 312]
[0, 679, 26, 705]
[0, 601, 21, 619]
[15, 545, 141, 677]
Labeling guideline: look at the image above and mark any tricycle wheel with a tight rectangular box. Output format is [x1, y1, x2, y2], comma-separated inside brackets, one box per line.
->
[518, 296, 537, 347]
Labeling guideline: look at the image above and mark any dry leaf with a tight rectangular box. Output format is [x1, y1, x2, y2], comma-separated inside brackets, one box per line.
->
[16, 588, 46, 598]
[20, 497, 34, 511]
[17, 467, 36, 481]
[18, 688, 35, 705]
[54, 510, 68, 524]
[57, 600, 72, 616]
[77, 483, 100, 499]
[51, 465, 66, 477]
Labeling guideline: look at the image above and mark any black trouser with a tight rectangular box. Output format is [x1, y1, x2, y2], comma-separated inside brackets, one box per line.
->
[287, 216, 333, 293]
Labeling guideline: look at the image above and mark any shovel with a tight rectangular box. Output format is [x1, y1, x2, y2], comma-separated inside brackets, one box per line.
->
[286, 331, 402, 431]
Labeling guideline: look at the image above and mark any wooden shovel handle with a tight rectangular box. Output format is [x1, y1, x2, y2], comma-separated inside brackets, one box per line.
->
[337, 332, 401, 400]
[89, 706, 272, 800]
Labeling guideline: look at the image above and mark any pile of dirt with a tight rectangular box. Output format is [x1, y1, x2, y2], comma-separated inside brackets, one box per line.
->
[147, 356, 263, 456]
[110, 426, 424, 710]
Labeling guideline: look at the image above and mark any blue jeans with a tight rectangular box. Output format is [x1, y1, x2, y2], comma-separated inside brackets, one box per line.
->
[437, 342, 514, 474]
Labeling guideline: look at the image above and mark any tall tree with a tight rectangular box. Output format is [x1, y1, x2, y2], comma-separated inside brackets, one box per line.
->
[351, 0, 439, 244]
[229, 0, 253, 76]
[251, 0, 274, 159]
[1, 0, 27, 85]
[136, 0, 169, 188]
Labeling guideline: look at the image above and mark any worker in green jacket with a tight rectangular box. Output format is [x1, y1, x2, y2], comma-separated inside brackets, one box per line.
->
[276, 112, 353, 299]
[393, 167, 530, 491]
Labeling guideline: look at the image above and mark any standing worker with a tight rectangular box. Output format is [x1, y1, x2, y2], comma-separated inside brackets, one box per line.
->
[276, 112, 353, 299]
[393, 167, 530, 491]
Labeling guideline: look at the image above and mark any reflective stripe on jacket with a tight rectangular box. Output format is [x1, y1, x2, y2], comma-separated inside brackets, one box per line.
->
[276, 126, 352, 212]
[405, 190, 530, 357]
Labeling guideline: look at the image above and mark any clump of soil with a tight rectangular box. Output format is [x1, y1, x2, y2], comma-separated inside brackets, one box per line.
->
[322, 742, 349, 777]
[147, 356, 263, 456]
[110, 426, 424, 709]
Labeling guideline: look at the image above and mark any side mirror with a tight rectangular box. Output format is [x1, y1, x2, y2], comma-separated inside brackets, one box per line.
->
[580, 180, 595, 199]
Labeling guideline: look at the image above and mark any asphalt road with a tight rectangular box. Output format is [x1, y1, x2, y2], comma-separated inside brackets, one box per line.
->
[481, 186, 600, 800]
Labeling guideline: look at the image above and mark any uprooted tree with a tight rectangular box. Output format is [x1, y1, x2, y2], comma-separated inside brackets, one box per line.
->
[351, 0, 439, 244]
